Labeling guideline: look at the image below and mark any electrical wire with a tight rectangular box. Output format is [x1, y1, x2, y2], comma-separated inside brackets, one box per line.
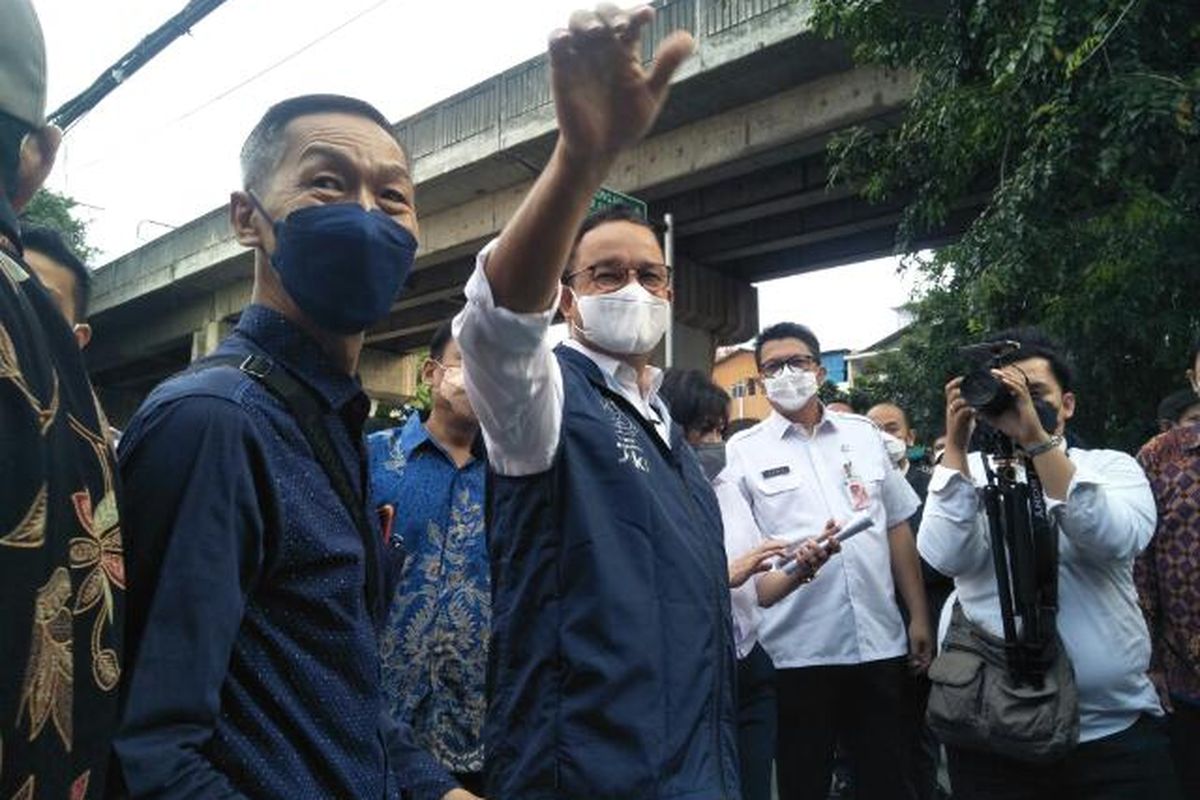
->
[171, 0, 392, 125]
[67, 0, 395, 172]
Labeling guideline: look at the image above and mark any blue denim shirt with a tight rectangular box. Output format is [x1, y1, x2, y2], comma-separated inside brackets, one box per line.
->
[369, 414, 489, 774]
[115, 305, 455, 800]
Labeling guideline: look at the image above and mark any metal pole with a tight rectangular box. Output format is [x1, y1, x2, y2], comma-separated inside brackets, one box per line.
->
[664, 212, 675, 369]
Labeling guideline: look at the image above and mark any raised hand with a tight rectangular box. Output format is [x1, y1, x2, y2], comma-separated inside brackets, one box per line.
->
[549, 4, 694, 168]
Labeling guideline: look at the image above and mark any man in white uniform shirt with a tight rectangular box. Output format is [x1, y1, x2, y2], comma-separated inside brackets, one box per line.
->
[724, 322, 932, 800]
[919, 328, 1178, 799]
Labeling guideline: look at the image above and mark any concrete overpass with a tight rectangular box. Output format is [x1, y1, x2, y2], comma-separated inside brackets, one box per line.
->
[86, 0, 944, 424]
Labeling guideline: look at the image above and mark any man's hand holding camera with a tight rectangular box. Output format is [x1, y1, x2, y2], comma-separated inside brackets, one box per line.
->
[982, 366, 1053, 450]
[942, 377, 975, 477]
[942, 365, 1075, 500]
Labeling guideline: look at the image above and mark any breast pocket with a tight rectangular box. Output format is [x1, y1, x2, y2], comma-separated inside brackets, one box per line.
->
[747, 469, 807, 537]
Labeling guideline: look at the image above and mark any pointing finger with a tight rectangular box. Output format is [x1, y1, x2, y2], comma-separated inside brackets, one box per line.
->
[647, 30, 695, 99]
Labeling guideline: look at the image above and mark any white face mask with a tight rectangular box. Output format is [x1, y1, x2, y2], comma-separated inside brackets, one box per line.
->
[571, 282, 670, 356]
[763, 366, 819, 412]
[435, 363, 476, 422]
[880, 431, 907, 465]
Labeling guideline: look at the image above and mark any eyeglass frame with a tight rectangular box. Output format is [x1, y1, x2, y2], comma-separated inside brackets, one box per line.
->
[759, 354, 821, 378]
[562, 258, 674, 293]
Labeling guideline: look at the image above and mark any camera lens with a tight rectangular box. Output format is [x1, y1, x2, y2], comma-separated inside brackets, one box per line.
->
[961, 369, 1015, 416]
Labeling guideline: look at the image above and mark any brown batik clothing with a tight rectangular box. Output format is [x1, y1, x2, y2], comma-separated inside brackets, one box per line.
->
[0, 243, 124, 799]
[1136, 423, 1200, 705]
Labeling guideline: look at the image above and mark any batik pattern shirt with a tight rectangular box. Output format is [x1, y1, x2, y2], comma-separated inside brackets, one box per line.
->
[1136, 423, 1200, 704]
[369, 414, 490, 774]
[0, 244, 123, 800]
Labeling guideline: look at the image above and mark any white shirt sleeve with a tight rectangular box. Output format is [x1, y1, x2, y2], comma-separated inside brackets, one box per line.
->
[917, 464, 992, 577]
[714, 470, 765, 653]
[714, 469, 766, 561]
[1045, 449, 1156, 563]
[451, 241, 564, 476]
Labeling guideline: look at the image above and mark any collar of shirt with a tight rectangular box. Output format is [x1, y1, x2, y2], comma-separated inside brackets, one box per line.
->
[763, 406, 840, 441]
[233, 304, 367, 417]
[1145, 421, 1200, 461]
[563, 337, 664, 397]
[562, 338, 673, 430]
[396, 412, 481, 466]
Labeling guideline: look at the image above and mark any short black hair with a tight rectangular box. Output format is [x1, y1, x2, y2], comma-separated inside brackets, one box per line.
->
[0, 110, 33, 202]
[428, 319, 454, 362]
[1158, 388, 1200, 425]
[20, 223, 90, 321]
[565, 205, 661, 273]
[725, 417, 760, 438]
[240, 94, 405, 194]
[755, 322, 821, 368]
[985, 327, 1073, 392]
[659, 368, 730, 437]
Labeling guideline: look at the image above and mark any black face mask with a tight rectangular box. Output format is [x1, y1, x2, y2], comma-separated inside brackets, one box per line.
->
[1034, 398, 1060, 437]
[693, 442, 727, 481]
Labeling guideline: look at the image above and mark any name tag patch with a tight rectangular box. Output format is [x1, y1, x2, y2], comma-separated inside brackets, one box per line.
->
[761, 466, 791, 479]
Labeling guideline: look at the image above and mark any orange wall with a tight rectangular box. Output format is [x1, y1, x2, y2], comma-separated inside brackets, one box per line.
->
[712, 350, 772, 422]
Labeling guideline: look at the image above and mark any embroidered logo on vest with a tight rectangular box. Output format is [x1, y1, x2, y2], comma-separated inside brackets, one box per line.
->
[601, 397, 650, 473]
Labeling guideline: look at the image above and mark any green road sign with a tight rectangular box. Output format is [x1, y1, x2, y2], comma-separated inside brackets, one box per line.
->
[590, 186, 647, 219]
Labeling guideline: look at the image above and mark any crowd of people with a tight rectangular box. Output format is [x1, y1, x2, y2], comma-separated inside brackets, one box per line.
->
[1, 1, 1195, 798]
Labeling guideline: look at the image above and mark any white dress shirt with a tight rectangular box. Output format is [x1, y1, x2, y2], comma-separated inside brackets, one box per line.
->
[917, 448, 1162, 742]
[724, 409, 920, 668]
[451, 243, 671, 477]
[713, 470, 765, 659]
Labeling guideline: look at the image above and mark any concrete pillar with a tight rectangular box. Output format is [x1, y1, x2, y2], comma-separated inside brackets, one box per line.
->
[670, 321, 718, 374]
[190, 318, 230, 361]
[96, 386, 150, 430]
[359, 347, 425, 403]
[669, 255, 759, 375]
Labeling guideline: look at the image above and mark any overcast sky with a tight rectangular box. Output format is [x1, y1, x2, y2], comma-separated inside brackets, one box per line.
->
[33, 0, 916, 352]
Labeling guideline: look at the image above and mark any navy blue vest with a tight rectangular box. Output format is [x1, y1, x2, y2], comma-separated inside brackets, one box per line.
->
[484, 346, 740, 799]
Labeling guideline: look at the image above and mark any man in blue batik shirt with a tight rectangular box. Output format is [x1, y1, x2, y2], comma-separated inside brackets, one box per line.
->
[369, 321, 490, 796]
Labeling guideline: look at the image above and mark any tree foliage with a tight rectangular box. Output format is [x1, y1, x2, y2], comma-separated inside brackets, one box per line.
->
[811, 0, 1200, 451]
[18, 188, 96, 262]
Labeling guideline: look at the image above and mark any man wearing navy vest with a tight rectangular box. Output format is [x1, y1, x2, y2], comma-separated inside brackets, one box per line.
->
[452, 5, 739, 798]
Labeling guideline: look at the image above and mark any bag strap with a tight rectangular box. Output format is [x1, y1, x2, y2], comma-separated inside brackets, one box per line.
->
[192, 353, 384, 623]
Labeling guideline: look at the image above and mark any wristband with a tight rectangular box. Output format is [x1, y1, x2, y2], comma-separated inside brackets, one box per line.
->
[1023, 434, 1063, 458]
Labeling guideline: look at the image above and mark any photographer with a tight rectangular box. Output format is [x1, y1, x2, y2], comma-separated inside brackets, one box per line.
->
[918, 329, 1178, 799]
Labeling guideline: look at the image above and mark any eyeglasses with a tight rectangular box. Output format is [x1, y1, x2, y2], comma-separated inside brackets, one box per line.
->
[760, 355, 820, 377]
[563, 259, 672, 293]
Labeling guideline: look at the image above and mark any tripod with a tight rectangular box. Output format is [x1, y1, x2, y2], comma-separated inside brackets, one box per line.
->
[977, 425, 1060, 686]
